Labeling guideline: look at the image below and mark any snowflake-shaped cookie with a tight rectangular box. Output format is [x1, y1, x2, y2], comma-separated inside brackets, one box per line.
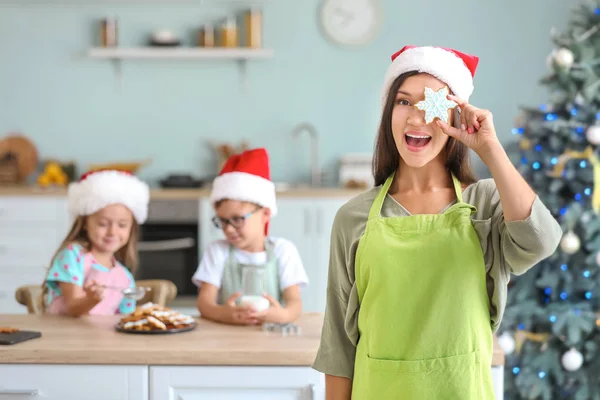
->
[414, 87, 458, 124]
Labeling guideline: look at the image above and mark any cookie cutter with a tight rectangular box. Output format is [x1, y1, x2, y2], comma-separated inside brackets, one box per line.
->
[261, 322, 302, 336]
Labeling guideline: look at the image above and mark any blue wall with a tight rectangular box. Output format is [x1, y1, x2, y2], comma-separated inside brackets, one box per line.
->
[0, 0, 572, 186]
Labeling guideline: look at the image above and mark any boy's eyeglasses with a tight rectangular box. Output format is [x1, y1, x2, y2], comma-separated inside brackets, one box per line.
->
[211, 207, 262, 229]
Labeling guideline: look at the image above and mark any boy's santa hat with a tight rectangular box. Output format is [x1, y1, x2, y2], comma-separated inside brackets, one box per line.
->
[382, 45, 480, 106]
[68, 169, 150, 224]
[210, 148, 277, 231]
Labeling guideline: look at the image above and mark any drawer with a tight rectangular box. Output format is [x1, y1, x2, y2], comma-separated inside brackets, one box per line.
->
[0, 270, 47, 314]
[0, 197, 62, 224]
[0, 365, 148, 400]
[150, 366, 324, 400]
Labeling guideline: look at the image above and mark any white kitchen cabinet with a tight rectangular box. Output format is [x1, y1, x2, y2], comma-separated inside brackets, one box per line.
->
[269, 198, 348, 313]
[199, 197, 350, 312]
[0, 365, 148, 400]
[150, 366, 324, 400]
[0, 196, 70, 314]
[492, 366, 504, 400]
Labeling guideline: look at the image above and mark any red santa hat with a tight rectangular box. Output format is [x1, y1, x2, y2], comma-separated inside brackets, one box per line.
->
[68, 169, 150, 224]
[210, 148, 277, 230]
[382, 45, 480, 106]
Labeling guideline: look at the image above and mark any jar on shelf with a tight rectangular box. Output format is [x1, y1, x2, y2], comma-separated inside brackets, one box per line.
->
[198, 24, 215, 47]
[244, 8, 262, 48]
[219, 17, 238, 48]
[100, 17, 118, 47]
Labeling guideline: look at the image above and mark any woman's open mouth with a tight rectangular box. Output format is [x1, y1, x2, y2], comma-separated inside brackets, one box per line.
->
[405, 132, 432, 152]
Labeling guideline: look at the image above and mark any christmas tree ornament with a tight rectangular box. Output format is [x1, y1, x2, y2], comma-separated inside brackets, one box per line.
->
[581, 211, 592, 224]
[549, 146, 600, 213]
[561, 348, 584, 371]
[498, 332, 516, 355]
[560, 231, 581, 254]
[519, 139, 532, 150]
[552, 48, 575, 69]
[414, 87, 457, 124]
[586, 125, 600, 145]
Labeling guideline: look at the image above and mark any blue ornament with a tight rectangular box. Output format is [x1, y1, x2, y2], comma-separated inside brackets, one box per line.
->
[415, 87, 458, 124]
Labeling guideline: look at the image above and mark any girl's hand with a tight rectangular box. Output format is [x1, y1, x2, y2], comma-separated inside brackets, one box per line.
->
[255, 293, 288, 324]
[83, 280, 104, 303]
[436, 95, 501, 157]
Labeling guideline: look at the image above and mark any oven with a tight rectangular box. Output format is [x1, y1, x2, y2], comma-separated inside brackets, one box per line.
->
[135, 199, 199, 296]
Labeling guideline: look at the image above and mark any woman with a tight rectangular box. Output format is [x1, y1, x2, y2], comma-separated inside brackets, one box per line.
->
[312, 45, 562, 399]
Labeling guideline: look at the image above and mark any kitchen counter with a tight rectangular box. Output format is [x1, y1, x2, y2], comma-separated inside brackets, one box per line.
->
[0, 313, 505, 367]
[0, 185, 363, 199]
[0, 313, 324, 366]
[0, 313, 506, 399]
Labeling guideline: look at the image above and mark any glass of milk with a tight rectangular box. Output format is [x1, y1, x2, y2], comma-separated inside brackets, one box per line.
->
[240, 266, 270, 312]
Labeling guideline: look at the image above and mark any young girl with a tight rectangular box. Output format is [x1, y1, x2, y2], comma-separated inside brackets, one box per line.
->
[312, 45, 563, 399]
[42, 169, 150, 317]
[193, 148, 309, 326]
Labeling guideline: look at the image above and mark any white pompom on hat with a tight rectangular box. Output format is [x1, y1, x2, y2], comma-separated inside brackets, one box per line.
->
[67, 169, 150, 224]
[381, 45, 480, 106]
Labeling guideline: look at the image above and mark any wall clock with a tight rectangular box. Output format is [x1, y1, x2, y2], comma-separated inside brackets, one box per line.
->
[319, 0, 382, 47]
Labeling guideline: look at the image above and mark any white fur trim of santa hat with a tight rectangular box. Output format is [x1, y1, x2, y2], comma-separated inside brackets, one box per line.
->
[210, 171, 278, 216]
[381, 46, 476, 107]
[67, 170, 150, 224]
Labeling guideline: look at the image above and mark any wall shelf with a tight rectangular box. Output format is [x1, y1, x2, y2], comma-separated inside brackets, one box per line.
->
[0, 0, 270, 4]
[87, 47, 274, 90]
[88, 47, 273, 60]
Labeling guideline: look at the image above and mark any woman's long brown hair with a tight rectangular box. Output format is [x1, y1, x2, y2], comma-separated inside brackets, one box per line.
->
[40, 216, 139, 312]
[372, 71, 477, 186]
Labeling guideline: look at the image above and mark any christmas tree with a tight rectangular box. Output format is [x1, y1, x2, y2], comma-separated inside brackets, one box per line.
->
[500, 1, 600, 399]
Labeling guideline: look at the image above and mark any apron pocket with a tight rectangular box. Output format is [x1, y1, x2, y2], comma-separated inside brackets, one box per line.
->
[364, 351, 481, 399]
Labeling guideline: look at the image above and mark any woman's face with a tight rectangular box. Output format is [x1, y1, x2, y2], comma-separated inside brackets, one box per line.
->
[391, 73, 454, 169]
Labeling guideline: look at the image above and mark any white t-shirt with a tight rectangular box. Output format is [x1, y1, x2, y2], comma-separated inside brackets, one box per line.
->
[192, 237, 309, 291]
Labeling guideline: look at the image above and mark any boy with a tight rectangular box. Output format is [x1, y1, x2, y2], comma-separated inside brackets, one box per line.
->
[193, 148, 309, 325]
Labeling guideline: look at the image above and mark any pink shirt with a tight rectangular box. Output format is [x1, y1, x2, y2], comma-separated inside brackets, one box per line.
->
[45, 244, 136, 316]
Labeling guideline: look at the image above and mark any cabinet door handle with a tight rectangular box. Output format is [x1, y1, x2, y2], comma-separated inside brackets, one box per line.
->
[304, 208, 311, 234]
[315, 208, 322, 234]
[138, 238, 195, 252]
[0, 389, 39, 396]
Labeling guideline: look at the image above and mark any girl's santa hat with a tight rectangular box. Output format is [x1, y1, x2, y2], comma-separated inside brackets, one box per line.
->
[68, 169, 150, 224]
[210, 147, 277, 216]
[382, 45, 480, 105]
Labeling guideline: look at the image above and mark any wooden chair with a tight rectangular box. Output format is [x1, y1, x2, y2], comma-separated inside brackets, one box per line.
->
[14, 279, 178, 315]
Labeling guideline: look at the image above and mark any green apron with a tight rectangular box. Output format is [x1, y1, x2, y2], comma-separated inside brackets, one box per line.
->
[218, 239, 282, 305]
[352, 173, 495, 399]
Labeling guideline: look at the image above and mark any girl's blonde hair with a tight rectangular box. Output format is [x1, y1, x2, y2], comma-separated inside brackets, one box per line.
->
[40, 215, 139, 312]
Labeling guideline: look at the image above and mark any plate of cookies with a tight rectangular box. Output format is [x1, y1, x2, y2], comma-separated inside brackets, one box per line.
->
[116, 302, 197, 334]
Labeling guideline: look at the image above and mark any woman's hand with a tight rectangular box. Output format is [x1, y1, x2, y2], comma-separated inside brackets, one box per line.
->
[436, 94, 501, 158]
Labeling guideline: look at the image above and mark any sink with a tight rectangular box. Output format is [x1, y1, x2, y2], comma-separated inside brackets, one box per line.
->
[274, 182, 314, 191]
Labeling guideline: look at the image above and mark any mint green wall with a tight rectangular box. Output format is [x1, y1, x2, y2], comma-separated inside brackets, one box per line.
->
[0, 0, 572, 186]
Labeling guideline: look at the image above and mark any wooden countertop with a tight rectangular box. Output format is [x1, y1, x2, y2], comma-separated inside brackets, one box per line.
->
[0, 313, 505, 367]
[0, 186, 362, 199]
[0, 313, 323, 366]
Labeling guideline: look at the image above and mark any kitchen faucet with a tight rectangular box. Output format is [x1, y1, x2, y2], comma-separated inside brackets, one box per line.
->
[291, 122, 321, 187]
